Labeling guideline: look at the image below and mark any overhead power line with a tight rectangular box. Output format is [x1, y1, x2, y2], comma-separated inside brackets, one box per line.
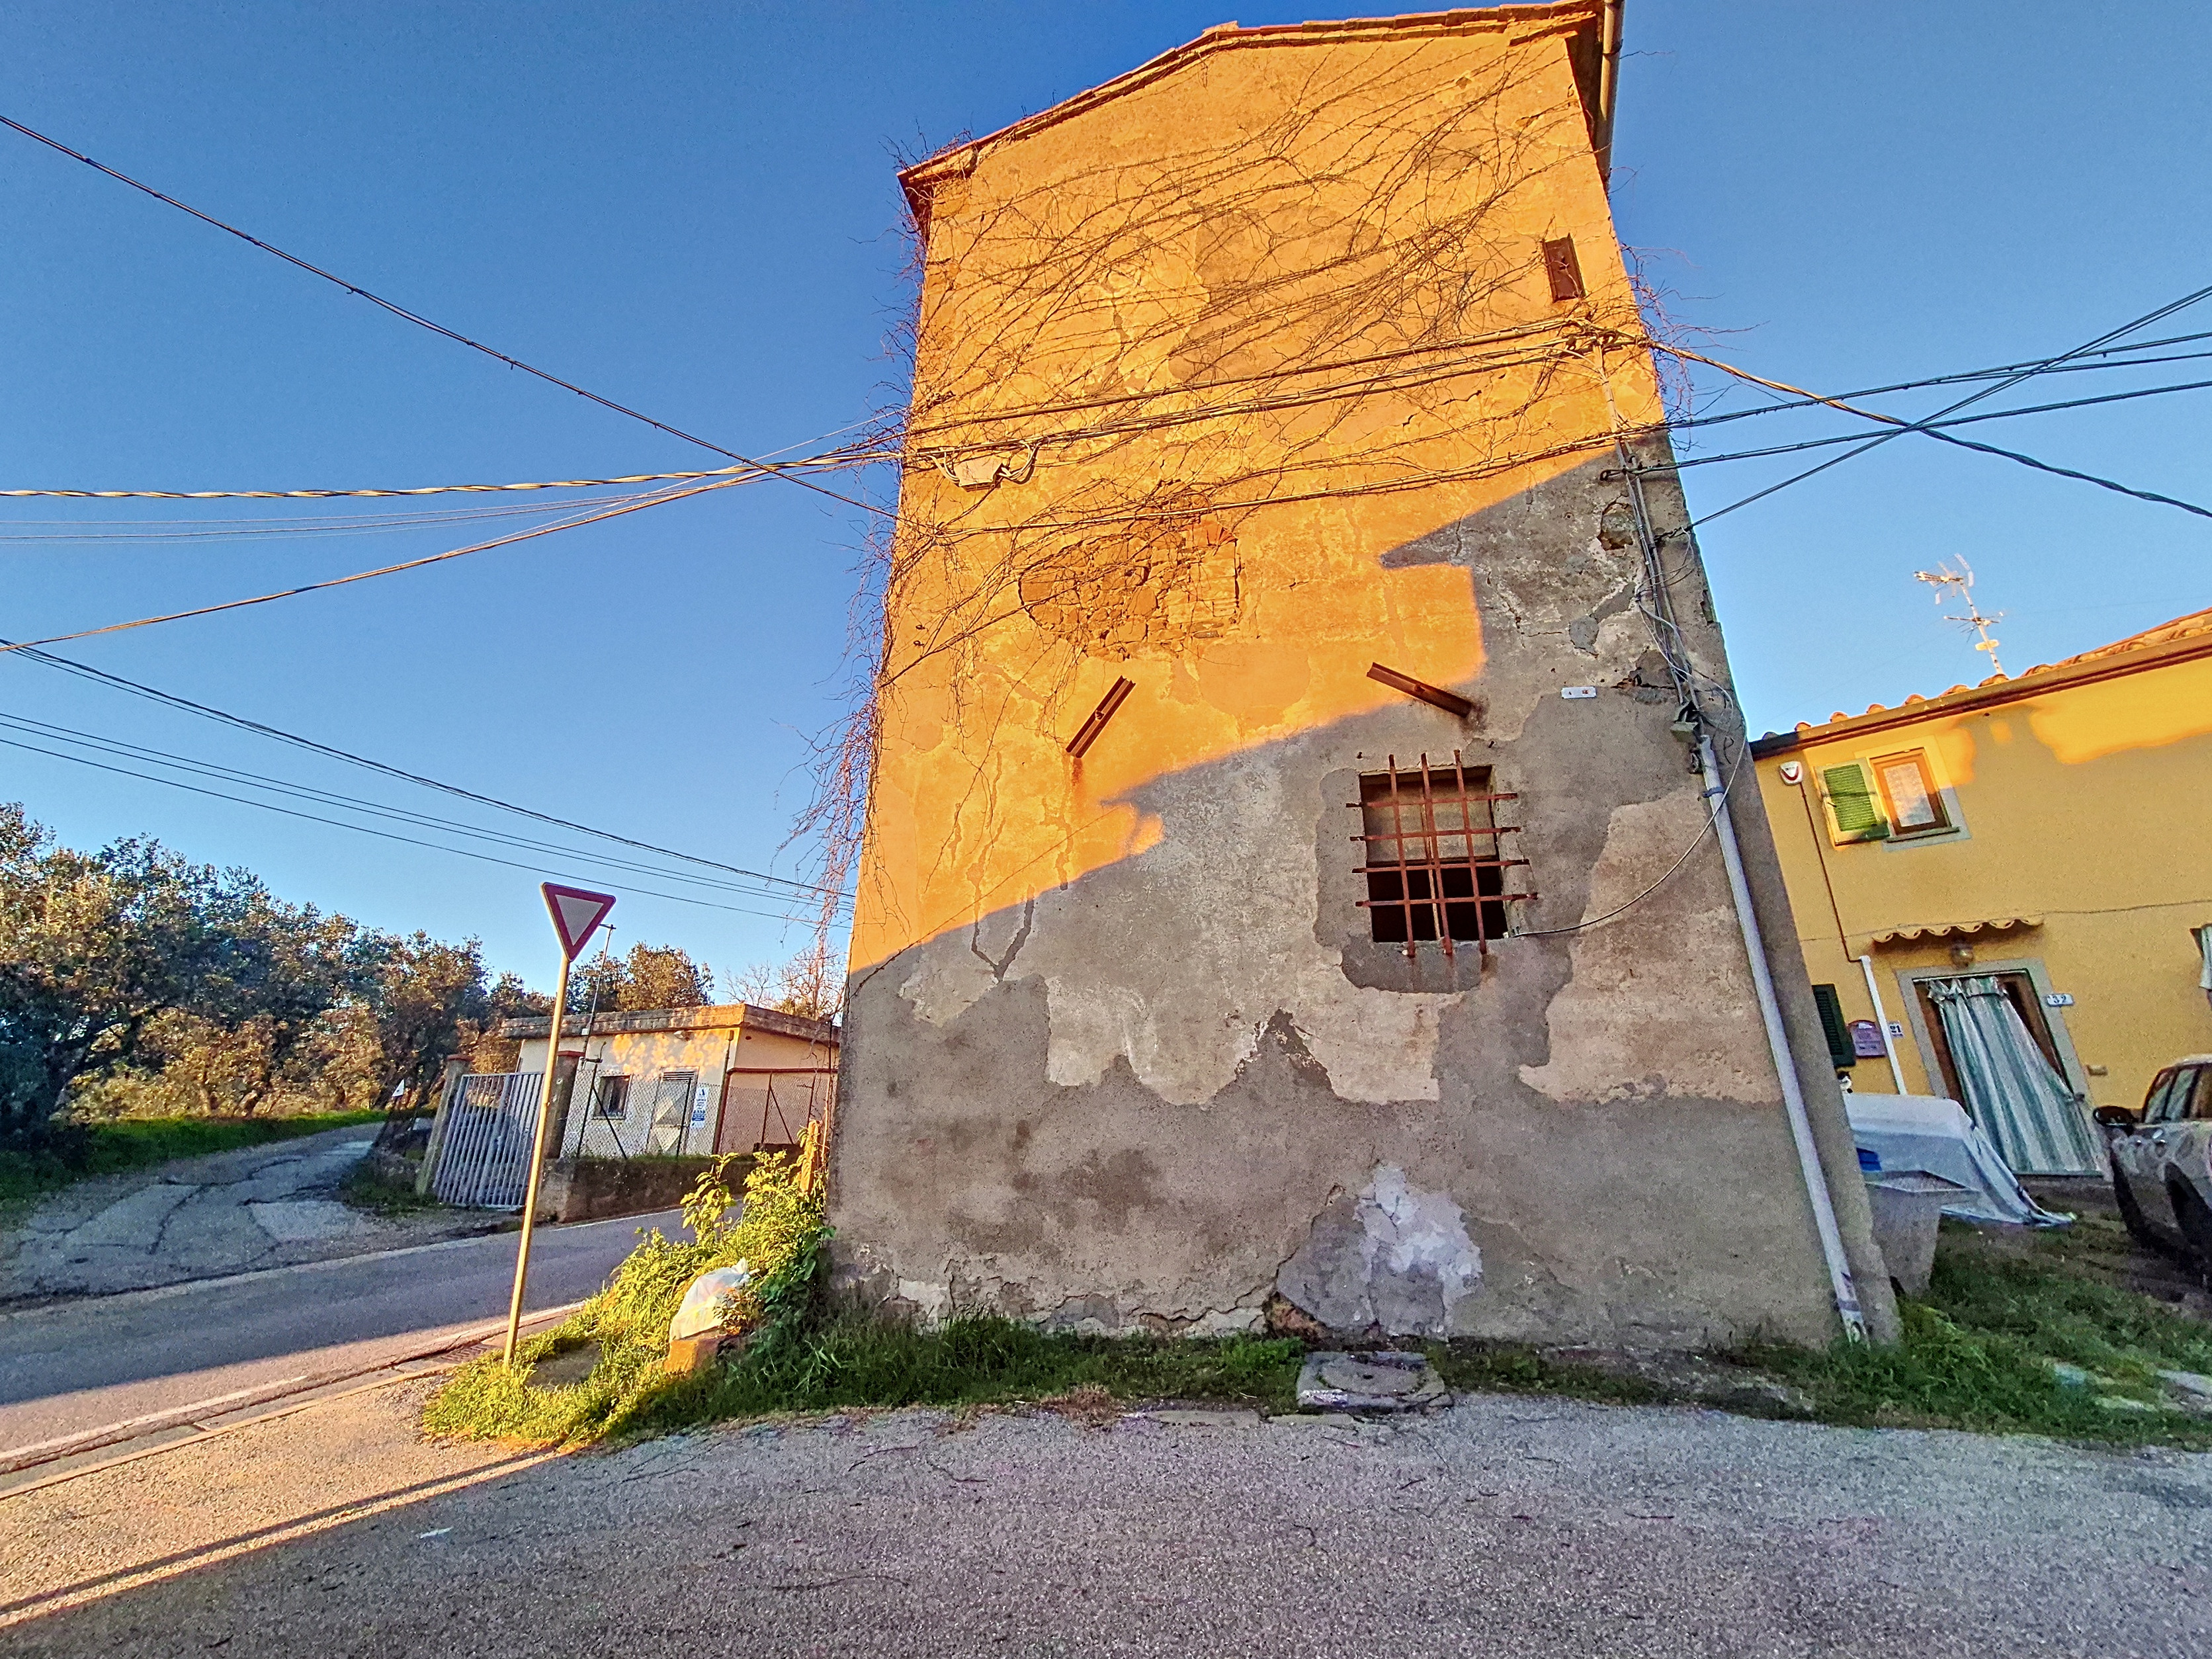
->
[0, 475, 742, 655]
[0, 447, 892, 503]
[1648, 344, 2212, 523]
[0, 112, 888, 519]
[1674, 336, 2212, 432]
[1681, 280, 2212, 524]
[0, 642, 843, 904]
[0, 730, 828, 924]
[0, 708, 849, 911]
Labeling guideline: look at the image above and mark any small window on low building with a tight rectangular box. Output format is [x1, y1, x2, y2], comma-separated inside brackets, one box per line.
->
[1355, 755, 1528, 957]
[593, 1074, 630, 1120]
[1871, 749, 1951, 836]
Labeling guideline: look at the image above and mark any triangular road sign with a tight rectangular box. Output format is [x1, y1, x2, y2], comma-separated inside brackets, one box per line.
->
[542, 883, 617, 961]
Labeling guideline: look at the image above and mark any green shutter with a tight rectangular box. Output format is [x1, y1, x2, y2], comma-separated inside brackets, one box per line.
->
[1821, 763, 1891, 843]
[1811, 983, 1857, 1070]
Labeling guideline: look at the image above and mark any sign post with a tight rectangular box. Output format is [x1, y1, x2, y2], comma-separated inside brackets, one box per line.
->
[501, 882, 616, 1367]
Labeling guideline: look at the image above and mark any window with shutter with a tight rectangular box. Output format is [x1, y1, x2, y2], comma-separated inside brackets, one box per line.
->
[1819, 762, 1891, 844]
[1810, 984, 1857, 1070]
[1871, 749, 1951, 835]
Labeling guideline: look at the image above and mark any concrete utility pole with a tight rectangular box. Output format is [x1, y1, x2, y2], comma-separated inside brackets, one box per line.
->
[502, 882, 616, 1367]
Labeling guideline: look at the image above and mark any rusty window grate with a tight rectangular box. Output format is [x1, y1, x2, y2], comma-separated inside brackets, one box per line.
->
[1353, 754, 1533, 958]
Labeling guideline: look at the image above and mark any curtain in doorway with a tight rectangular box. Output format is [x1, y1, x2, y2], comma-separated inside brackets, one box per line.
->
[1925, 976, 2102, 1175]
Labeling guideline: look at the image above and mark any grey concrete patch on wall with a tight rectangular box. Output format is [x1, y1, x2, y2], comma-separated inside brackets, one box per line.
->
[1277, 1166, 1481, 1338]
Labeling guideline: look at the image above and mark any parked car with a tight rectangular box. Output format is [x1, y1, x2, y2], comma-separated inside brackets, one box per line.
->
[2094, 1056, 2212, 1266]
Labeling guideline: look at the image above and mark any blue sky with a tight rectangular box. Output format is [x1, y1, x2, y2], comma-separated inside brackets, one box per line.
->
[3, 1, 2205, 988]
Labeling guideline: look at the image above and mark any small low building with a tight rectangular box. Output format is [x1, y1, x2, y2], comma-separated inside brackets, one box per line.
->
[1751, 606, 2212, 1174]
[503, 1002, 838, 1160]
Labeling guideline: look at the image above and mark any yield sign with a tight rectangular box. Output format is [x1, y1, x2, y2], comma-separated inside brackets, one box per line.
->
[541, 883, 617, 962]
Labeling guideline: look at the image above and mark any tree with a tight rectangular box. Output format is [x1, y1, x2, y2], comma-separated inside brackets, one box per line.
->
[568, 943, 714, 1015]
[730, 941, 841, 1022]
[461, 972, 552, 1074]
[0, 806, 269, 1145]
[353, 931, 492, 1115]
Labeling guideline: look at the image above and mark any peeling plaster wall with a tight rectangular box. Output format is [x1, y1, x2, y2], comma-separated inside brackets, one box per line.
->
[832, 13, 1895, 1350]
[837, 460, 1877, 1349]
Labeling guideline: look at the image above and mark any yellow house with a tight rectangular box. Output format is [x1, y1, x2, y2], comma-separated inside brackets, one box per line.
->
[1751, 607, 2212, 1173]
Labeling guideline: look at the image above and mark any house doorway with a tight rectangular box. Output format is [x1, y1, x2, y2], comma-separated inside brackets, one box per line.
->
[1908, 968, 2101, 1175]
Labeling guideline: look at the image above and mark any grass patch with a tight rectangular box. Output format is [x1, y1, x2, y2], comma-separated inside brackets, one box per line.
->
[1721, 1225, 2212, 1447]
[431, 1307, 1303, 1448]
[1426, 1344, 1672, 1407]
[425, 1146, 1302, 1448]
[337, 1160, 449, 1218]
[427, 1183, 2212, 1453]
[0, 1110, 387, 1223]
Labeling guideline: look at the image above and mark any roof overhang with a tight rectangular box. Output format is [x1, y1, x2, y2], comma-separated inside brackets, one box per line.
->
[1752, 623, 2212, 758]
[1868, 917, 2042, 950]
[896, 4, 1609, 232]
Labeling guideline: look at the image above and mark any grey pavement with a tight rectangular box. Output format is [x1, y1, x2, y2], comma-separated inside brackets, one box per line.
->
[4, 1383, 2209, 1655]
[0, 1208, 679, 1458]
[0, 1125, 495, 1304]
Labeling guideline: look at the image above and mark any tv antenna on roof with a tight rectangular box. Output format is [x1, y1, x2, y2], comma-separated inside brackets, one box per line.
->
[1913, 557, 2006, 677]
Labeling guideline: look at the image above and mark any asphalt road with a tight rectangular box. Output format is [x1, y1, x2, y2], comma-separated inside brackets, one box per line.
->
[5, 1384, 2209, 1656]
[0, 1209, 679, 1457]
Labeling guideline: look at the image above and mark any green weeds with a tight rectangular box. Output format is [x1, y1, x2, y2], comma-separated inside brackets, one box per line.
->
[424, 1178, 2212, 1453]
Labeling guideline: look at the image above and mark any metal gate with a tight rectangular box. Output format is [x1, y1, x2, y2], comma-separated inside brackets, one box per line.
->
[429, 1071, 541, 1208]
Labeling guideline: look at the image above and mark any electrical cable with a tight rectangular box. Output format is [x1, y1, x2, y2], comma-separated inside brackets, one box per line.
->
[0, 491, 677, 545]
[1646, 346, 2212, 523]
[0, 475, 740, 655]
[0, 708, 849, 910]
[1672, 335, 2212, 432]
[1681, 280, 2212, 524]
[0, 646, 842, 903]
[1660, 375, 2212, 473]
[0, 112, 890, 520]
[0, 448, 892, 503]
[0, 732, 830, 924]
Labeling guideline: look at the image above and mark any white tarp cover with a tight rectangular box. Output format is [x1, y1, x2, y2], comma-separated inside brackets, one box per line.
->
[1846, 1093, 2073, 1227]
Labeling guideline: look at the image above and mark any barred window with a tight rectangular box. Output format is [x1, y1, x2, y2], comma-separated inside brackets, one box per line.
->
[1354, 755, 1529, 956]
[593, 1074, 631, 1120]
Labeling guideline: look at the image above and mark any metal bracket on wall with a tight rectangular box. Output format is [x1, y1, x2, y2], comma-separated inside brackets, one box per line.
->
[1066, 676, 1135, 759]
[1367, 662, 1476, 720]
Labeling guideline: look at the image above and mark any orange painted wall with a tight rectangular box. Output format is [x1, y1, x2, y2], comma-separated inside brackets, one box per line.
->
[853, 8, 1662, 974]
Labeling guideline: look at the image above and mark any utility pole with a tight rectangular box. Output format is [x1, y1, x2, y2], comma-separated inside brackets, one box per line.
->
[1913, 557, 2006, 677]
[502, 882, 617, 1367]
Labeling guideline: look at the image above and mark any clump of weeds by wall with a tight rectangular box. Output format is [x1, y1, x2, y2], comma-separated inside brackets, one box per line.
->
[433, 1195, 2211, 1451]
[425, 1144, 1302, 1446]
[424, 1148, 830, 1445]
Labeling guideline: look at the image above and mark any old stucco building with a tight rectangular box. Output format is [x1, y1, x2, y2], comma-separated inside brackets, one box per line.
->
[833, 5, 1895, 1348]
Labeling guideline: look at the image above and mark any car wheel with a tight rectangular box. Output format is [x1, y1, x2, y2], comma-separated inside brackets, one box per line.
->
[2172, 1183, 2212, 1286]
[2112, 1168, 2166, 1250]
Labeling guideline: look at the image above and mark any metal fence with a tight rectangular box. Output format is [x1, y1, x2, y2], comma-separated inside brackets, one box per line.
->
[428, 1070, 541, 1209]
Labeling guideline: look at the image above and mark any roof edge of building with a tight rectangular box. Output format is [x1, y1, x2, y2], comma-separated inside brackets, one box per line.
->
[497, 1002, 839, 1045]
[896, 3, 1605, 223]
[1750, 622, 2212, 758]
